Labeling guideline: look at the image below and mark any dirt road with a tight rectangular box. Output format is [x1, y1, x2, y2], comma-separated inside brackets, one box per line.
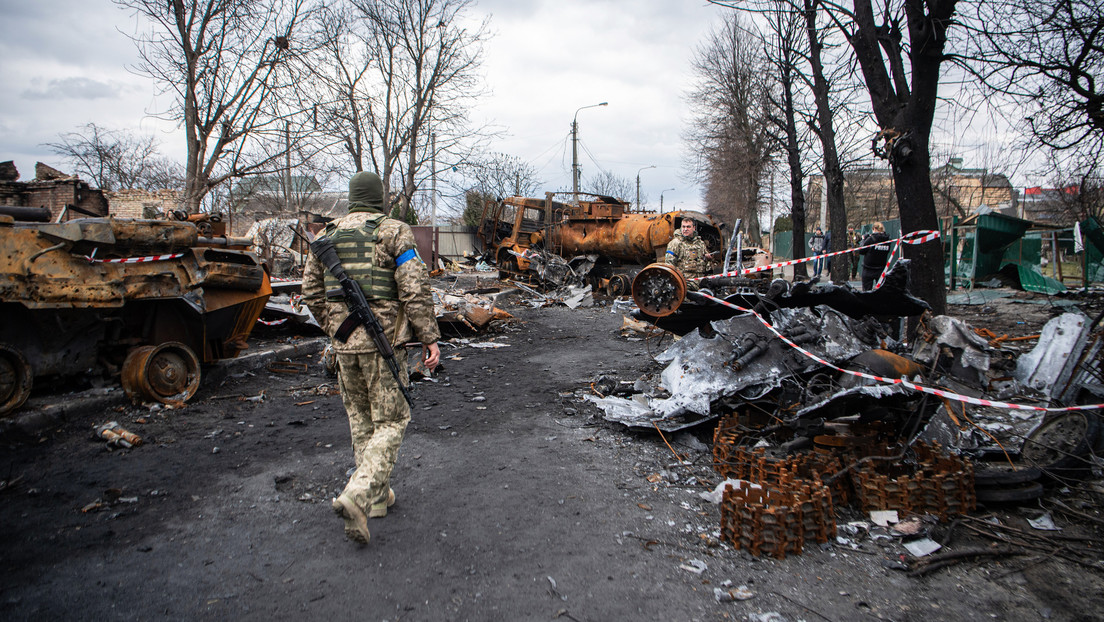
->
[1, 303, 1101, 621]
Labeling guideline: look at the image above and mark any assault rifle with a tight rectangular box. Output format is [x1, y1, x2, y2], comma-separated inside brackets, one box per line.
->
[303, 231, 415, 408]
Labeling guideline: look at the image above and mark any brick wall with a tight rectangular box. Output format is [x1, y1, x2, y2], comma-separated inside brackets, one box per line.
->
[0, 179, 109, 220]
[106, 189, 182, 219]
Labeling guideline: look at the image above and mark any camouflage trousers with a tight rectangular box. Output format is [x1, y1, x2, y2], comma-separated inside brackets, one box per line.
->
[335, 350, 411, 515]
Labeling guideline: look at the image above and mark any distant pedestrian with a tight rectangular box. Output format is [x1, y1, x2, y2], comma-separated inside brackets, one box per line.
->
[858, 222, 892, 291]
[809, 227, 826, 277]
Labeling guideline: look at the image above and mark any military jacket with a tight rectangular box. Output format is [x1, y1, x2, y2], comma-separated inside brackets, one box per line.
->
[302, 212, 441, 354]
[665, 233, 711, 278]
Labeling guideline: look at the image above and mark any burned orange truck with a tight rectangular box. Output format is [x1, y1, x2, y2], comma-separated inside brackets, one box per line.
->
[477, 192, 727, 293]
[0, 212, 272, 417]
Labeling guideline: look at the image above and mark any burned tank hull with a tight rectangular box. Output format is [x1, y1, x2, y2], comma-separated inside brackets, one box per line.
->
[0, 216, 272, 416]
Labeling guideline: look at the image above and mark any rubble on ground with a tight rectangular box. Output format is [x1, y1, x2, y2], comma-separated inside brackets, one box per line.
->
[581, 263, 1104, 558]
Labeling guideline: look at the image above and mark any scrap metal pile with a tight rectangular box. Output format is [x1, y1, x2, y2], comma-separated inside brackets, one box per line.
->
[589, 260, 1104, 557]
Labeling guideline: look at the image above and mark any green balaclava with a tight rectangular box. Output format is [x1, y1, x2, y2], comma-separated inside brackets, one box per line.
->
[348, 171, 385, 213]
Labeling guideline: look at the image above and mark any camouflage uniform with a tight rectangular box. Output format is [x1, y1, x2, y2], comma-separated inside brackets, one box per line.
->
[665, 232, 712, 279]
[302, 172, 440, 542]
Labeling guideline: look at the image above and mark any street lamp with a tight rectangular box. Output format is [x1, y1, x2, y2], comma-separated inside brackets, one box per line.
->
[660, 188, 675, 213]
[635, 165, 655, 211]
[572, 102, 608, 204]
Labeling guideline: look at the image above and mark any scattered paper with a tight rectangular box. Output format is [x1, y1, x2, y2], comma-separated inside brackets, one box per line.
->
[903, 538, 942, 557]
[680, 559, 707, 574]
[1027, 513, 1061, 531]
[870, 510, 899, 526]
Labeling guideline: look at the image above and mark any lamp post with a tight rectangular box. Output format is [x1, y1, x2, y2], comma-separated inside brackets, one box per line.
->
[660, 188, 675, 213]
[572, 102, 608, 204]
[635, 165, 655, 211]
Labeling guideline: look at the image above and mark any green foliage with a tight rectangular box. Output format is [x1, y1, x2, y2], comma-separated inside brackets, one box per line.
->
[460, 190, 492, 226]
[773, 215, 793, 232]
[389, 203, 418, 225]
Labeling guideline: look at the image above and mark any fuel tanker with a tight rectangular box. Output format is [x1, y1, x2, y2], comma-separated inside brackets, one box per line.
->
[477, 193, 727, 292]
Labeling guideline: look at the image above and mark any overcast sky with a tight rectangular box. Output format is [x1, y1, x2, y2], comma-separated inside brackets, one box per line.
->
[0, 0, 1034, 216]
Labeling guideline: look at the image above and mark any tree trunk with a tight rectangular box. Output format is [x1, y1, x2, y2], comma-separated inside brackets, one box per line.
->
[893, 137, 946, 319]
[804, 0, 848, 283]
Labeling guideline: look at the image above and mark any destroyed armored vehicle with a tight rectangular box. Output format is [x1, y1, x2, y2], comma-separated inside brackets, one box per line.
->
[478, 193, 734, 293]
[0, 213, 272, 416]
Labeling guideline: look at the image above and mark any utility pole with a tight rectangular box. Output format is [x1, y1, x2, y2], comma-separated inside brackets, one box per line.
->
[660, 188, 675, 214]
[636, 164, 655, 211]
[571, 102, 608, 204]
[430, 131, 437, 228]
[284, 119, 292, 213]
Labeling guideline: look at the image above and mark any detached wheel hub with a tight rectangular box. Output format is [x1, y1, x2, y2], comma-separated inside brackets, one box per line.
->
[632, 263, 687, 317]
[121, 342, 201, 405]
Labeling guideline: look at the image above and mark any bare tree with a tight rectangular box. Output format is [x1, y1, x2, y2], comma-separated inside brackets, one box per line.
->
[585, 170, 634, 201]
[44, 123, 183, 191]
[686, 13, 776, 246]
[966, 0, 1104, 163]
[1039, 152, 1104, 223]
[462, 152, 541, 199]
[762, 5, 811, 274]
[845, 0, 957, 317]
[115, 0, 309, 213]
[456, 152, 541, 226]
[711, 0, 957, 315]
[308, 0, 488, 222]
[797, 0, 852, 282]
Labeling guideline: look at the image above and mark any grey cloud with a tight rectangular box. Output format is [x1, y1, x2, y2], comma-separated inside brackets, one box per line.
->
[21, 77, 120, 101]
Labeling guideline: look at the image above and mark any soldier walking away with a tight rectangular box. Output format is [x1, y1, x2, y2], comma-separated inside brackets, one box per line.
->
[302, 171, 441, 545]
[858, 222, 892, 291]
[665, 218, 715, 280]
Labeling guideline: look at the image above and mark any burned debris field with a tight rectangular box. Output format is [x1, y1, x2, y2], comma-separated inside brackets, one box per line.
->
[4, 265, 1104, 620]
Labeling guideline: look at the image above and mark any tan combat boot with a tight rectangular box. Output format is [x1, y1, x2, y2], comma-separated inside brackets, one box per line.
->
[368, 488, 396, 518]
[332, 494, 371, 544]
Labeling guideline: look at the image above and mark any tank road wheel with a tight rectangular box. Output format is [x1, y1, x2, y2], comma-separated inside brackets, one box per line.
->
[631, 263, 687, 317]
[121, 342, 202, 405]
[606, 273, 632, 297]
[0, 345, 33, 418]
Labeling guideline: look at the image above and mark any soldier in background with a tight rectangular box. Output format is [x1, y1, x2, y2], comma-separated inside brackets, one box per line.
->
[847, 224, 861, 280]
[302, 171, 441, 545]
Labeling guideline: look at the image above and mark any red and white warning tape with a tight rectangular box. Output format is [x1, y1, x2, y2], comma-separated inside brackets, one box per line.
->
[84, 251, 187, 264]
[257, 318, 288, 326]
[694, 291, 1104, 412]
[696, 230, 941, 283]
